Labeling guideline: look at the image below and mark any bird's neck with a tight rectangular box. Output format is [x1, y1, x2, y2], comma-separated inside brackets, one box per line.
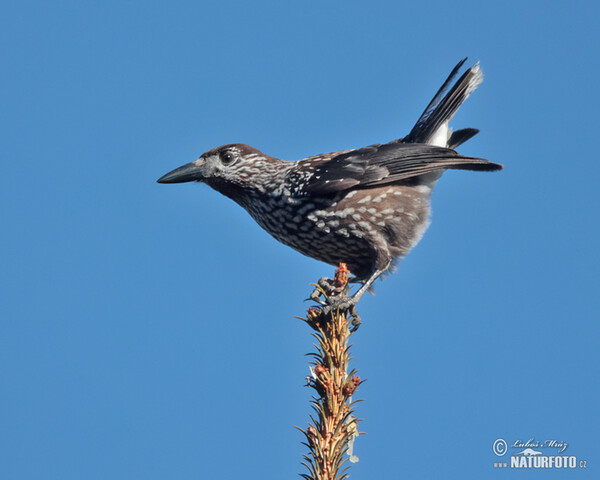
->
[208, 158, 295, 204]
[205, 178, 248, 203]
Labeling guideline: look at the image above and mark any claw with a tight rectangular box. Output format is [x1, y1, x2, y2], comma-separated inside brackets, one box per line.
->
[304, 296, 324, 304]
[310, 276, 342, 304]
[307, 264, 365, 330]
[349, 305, 361, 331]
[309, 286, 327, 304]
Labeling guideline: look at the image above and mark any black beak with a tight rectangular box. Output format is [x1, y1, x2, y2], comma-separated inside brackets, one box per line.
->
[157, 162, 204, 184]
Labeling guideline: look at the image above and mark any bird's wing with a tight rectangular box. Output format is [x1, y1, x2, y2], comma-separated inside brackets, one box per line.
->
[302, 142, 502, 195]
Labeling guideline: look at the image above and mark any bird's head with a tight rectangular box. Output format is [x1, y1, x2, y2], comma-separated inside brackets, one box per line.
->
[158, 144, 283, 199]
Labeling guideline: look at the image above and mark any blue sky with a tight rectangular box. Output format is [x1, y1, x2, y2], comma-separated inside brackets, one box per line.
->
[2, 1, 599, 478]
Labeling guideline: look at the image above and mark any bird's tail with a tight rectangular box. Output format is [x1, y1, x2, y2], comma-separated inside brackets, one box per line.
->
[402, 58, 483, 148]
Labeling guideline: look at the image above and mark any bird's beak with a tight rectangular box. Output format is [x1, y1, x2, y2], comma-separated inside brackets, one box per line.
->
[157, 159, 205, 184]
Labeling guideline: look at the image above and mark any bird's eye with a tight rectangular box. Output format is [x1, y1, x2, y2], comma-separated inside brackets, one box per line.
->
[220, 151, 235, 165]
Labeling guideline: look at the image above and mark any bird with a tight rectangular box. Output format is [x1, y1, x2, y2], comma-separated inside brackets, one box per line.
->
[158, 58, 502, 317]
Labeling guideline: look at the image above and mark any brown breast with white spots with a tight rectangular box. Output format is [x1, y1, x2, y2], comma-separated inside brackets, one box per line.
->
[240, 180, 433, 280]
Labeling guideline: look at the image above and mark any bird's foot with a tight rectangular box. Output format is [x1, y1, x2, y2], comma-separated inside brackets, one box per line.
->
[309, 276, 344, 304]
[309, 264, 362, 331]
[322, 295, 362, 331]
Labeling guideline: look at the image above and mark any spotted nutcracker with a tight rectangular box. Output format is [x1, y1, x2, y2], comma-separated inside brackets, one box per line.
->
[158, 59, 502, 316]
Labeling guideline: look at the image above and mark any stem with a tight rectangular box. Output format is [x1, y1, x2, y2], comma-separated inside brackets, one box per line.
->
[299, 264, 362, 480]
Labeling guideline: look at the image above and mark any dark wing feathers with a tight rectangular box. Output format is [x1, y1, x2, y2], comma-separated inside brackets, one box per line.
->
[303, 142, 501, 195]
[300, 60, 501, 196]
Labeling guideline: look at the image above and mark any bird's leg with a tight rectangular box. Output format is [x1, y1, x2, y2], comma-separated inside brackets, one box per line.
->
[326, 268, 385, 306]
[348, 268, 386, 304]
